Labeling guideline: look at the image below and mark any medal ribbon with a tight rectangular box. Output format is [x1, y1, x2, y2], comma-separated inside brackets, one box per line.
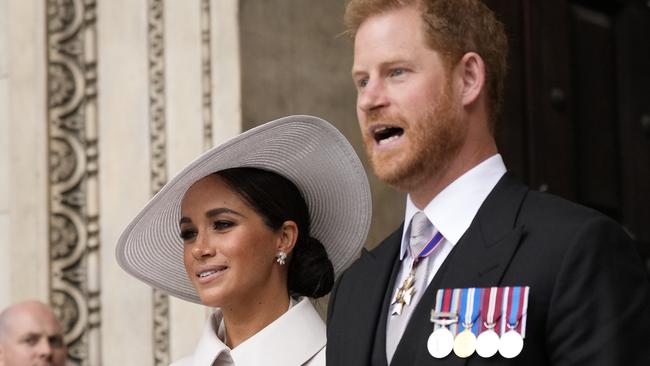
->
[450, 288, 462, 335]
[500, 286, 529, 337]
[507, 286, 521, 329]
[413, 231, 444, 265]
[518, 287, 530, 337]
[431, 288, 455, 330]
[458, 288, 481, 333]
[480, 287, 504, 333]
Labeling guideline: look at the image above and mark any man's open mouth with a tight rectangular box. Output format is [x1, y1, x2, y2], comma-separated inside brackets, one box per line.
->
[372, 126, 404, 145]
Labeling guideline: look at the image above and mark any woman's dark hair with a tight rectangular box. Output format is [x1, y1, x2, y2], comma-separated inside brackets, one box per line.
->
[214, 167, 334, 298]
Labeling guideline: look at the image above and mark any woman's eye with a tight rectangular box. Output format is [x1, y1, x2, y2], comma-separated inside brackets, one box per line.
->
[179, 229, 197, 241]
[213, 220, 234, 230]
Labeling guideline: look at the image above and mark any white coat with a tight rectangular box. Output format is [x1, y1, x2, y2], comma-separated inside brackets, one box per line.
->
[170, 297, 325, 366]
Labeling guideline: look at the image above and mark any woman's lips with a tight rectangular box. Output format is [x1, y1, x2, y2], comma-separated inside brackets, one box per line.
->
[195, 266, 228, 284]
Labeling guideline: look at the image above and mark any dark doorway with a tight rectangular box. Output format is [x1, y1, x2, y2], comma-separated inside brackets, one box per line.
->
[485, 0, 650, 267]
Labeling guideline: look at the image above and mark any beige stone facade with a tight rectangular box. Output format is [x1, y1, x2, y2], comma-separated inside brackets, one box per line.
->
[0, 0, 402, 365]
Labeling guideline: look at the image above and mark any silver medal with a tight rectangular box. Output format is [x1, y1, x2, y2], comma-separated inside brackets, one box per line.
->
[498, 330, 523, 358]
[427, 327, 454, 358]
[475, 329, 500, 358]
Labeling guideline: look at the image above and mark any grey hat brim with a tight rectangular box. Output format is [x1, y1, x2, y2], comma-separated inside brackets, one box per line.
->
[115, 115, 371, 303]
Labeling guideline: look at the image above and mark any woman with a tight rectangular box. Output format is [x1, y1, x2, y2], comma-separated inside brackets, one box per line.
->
[116, 115, 371, 365]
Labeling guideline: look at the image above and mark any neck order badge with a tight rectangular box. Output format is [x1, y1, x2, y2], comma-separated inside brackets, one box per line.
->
[391, 231, 443, 315]
[428, 286, 530, 359]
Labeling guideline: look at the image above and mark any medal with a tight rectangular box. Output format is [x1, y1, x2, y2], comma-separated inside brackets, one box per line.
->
[453, 288, 480, 358]
[453, 329, 476, 358]
[390, 268, 416, 316]
[476, 329, 500, 357]
[428, 289, 458, 358]
[498, 329, 524, 358]
[476, 287, 502, 358]
[390, 231, 444, 316]
[428, 326, 454, 358]
[430, 286, 530, 360]
[497, 286, 529, 359]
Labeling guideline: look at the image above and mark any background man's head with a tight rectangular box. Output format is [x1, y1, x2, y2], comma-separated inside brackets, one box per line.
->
[345, 0, 508, 129]
[0, 301, 67, 366]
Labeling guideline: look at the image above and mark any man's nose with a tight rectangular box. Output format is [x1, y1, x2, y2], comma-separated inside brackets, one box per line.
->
[357, 79, 388, 113]
[36, 338, 53, 359]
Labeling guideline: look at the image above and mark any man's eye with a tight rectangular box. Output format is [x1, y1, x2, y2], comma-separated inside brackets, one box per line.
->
[23, 335, 39, 346]
[179, 229, 197, 240]
[356, 77, 368, 88]
[213, 220, 234, 230]
[49, 336, 64, 348]
[390, 68, 406, 77]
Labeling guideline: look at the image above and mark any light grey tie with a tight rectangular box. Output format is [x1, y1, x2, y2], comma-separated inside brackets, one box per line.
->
[409, 211, 433, 257]
[386, 211, 433, 362]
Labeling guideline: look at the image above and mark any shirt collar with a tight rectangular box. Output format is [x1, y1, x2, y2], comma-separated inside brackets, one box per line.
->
[400, 154, 507, 260]
[189, 297, 325, 366]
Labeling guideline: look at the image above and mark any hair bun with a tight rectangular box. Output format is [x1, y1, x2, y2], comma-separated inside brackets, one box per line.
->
[288, 236, 334, 298]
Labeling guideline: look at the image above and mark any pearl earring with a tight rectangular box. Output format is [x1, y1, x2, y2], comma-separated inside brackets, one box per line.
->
[276, 251, 287, 265]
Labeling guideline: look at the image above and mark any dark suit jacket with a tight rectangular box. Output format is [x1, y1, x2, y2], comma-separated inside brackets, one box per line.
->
[327, 173, 650, 365]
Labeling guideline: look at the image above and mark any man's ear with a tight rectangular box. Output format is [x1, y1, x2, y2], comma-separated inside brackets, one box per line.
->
[458, 52, 486, 107]
[277, 220, 298, 254]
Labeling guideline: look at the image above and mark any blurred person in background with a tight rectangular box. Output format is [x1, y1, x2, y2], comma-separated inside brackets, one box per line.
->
[0, 300, 67, 366]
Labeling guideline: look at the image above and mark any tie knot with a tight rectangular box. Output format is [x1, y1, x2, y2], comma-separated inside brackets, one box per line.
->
[409, 211, 432, 256]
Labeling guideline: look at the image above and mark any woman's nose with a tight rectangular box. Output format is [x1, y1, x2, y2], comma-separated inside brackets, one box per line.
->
[191, 234, 216, 259]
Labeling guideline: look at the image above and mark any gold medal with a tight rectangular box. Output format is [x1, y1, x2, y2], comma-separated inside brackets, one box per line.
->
[453, 328, 476, 358]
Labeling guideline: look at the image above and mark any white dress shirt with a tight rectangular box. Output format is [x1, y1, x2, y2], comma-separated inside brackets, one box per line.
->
[385, 154, 507, 362]
[171, 297, 326, 366]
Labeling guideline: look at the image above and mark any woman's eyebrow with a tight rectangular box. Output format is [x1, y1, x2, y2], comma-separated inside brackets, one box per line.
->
[205, 207, 244, 218]
[179, 207, 245, 226]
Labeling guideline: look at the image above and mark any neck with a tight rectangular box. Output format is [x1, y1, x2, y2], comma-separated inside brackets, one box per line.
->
[221, 287, 290, 349]
[409, 135, 497, 210]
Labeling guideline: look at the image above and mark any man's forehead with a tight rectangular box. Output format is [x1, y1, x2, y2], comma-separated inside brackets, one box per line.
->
[4, 308, 61, 337]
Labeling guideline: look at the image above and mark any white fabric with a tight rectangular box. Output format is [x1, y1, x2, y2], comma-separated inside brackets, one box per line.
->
[385, 154, 507, 362]
[171, 297, 326, 366]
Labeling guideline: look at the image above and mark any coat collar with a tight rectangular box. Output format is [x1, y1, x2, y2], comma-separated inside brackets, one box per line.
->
[189, 297, 325, 366]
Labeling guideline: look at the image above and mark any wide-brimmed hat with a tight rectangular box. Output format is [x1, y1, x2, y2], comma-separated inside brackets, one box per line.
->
[115, 115, 371, 303]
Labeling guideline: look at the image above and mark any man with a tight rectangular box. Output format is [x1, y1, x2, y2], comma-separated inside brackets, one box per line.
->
[326, 0, 650, 365]
[0, 301, 67, 366]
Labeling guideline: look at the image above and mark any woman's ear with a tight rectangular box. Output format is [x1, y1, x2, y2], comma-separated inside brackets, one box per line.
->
[277, 220, 298, 254]
[458, 52, 486, 107]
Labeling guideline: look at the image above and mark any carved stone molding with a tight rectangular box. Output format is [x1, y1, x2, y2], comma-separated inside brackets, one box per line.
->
[148, 0, 170, 364]
[201, 0, 213, 150]
[46, 0, 101, 365]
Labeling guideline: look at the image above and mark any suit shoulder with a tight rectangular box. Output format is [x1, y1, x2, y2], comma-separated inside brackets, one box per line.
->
[520, 190, 621, 230]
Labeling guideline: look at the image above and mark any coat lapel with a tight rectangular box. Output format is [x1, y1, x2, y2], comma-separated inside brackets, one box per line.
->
[330, 226, 402, 365]
[438, 173, 529, 288]
[392, 173, 529, 365]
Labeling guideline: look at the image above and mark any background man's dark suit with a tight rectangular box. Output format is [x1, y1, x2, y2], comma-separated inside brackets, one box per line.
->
[327, 173, 650, 365]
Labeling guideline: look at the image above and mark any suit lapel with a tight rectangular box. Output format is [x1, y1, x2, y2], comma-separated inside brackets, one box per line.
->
[393, 173, 529, 365]
[341, 226, 402, 365]
[438, 173, 528, 288]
